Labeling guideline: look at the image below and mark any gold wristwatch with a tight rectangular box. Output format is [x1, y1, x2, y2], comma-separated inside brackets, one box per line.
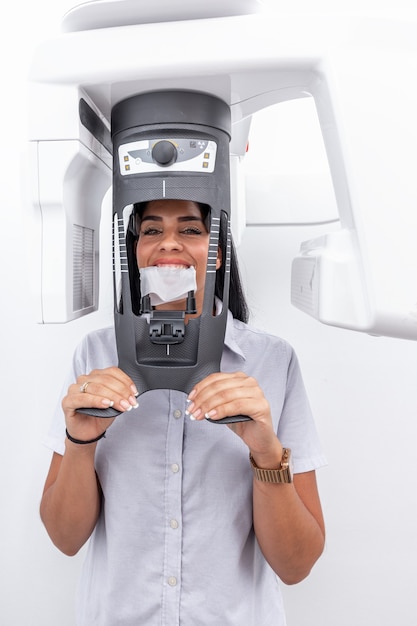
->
[249, 448, 293, 484]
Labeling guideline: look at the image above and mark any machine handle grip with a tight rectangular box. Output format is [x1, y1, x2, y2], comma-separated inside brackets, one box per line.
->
[205, 414, 253, 424]
[76, 406, 122, 418]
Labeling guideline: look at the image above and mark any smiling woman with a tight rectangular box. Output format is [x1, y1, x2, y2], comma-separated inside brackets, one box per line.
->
[40, 186, 327, 625]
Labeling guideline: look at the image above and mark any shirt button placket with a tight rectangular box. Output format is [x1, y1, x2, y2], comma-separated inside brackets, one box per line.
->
[163, 391, 185, 625]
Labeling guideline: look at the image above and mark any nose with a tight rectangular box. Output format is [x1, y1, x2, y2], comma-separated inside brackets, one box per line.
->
[159, 229, 183, 251]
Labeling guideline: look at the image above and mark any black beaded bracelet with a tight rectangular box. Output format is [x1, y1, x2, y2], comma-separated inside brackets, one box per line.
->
[65, 428, 106, 445]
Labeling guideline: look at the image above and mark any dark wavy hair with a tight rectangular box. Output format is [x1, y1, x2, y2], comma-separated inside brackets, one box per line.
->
[126, 201, 249, 323]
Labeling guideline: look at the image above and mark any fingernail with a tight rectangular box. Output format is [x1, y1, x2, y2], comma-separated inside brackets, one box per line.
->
[131, 384, 139, 397]
[188, 389, 197, 401]
[192, 408, 202, 420]
[120, 400, 132, 411]
[102, 399, 114, 407]
[129, 395, 139, 407]
[189, 413, 196, 421]
[205, 410, 217, 420]
[185, 402, 195, 415]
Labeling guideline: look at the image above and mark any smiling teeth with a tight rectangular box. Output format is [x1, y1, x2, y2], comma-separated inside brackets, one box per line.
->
[156, 264, 189, 269]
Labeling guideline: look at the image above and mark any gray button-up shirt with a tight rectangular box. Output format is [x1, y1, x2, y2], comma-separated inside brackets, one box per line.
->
[45, 310, 326, 625]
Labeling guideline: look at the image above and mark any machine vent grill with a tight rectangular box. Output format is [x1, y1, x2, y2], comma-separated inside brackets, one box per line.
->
[73, 224, 94, 311]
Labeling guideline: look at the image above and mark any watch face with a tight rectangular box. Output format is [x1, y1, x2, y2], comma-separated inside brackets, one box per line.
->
[282, 448, 293, 482]
[281, 448, 290, 469]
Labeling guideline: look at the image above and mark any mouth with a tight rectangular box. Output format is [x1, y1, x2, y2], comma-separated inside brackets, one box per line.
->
[154, 262, 191, 269]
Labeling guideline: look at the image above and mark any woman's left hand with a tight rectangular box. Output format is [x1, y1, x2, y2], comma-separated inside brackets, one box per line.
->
[186, 371, 282, 463]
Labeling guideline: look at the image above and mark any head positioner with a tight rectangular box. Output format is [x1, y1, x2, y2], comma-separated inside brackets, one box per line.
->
[81, 90, 250, 422]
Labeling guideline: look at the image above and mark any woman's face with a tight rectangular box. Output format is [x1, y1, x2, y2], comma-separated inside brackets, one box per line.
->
[136, 199, 221, 314]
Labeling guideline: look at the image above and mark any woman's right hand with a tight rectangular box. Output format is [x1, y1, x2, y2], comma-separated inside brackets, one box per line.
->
[62, 366, 139, 443]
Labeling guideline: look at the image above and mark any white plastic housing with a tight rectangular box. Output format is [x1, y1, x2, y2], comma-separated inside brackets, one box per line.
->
[28, 86, 111, 322]
[27, 1, 417, 339]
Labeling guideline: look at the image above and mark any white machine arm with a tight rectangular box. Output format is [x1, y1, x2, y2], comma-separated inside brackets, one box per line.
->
[28, 0, 417, 340]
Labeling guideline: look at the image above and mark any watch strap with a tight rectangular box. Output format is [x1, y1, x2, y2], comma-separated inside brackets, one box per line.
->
[249, 448, 292, 484]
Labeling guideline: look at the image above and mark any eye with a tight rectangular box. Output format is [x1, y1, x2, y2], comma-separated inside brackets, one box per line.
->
[180, 226, 203, 235]
[141, 226, 162, 236]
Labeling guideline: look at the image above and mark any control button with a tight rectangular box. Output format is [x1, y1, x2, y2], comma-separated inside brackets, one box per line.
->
[173, 409, 182, 419]
[170, 519, 179, 529]
[168, 576, 177, 587]
[152, 140, 177, 166]
[171, 463, 180, 473]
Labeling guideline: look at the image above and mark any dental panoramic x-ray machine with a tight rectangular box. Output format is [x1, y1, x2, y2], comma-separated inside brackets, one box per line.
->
[28, 0, 417, 414]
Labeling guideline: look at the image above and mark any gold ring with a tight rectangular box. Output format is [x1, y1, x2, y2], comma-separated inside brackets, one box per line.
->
[80, 381, 90, 393]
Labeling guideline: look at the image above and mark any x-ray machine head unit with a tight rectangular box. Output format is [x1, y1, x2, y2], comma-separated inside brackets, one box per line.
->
[27, 0, 417, 341]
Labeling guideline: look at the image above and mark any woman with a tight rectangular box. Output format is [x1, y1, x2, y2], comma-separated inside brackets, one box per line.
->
[41, 199, 326, 625]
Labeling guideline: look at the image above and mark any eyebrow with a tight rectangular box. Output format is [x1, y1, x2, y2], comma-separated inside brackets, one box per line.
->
[140, 215, 204, 223]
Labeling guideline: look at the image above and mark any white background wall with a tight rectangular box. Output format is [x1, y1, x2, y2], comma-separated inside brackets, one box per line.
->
[2, 1, 417, 624]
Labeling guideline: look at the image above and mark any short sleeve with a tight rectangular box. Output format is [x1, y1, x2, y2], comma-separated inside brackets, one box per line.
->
[277, 346, 327, 474]
[42, 326, 117, 455]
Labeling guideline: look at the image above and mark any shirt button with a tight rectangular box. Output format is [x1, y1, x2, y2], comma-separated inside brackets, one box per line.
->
[173, 409, 182, 419]
[171, 463, 180, 473]
[168, 576, 177, 587]
[170, 519, 179, 529]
